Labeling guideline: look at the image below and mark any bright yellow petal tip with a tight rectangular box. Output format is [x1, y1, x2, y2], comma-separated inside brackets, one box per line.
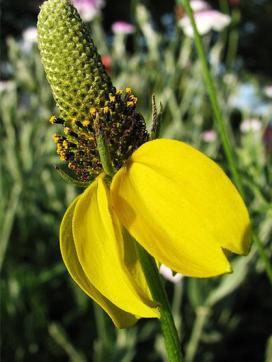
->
[111, 139, 251, 278]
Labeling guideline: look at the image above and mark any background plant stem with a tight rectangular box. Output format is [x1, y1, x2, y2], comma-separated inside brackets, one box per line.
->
[93, 304, 113, 362]
[0, 183, 22, 271]
[185, 306, 210, 362]
[226, 8, 241, 69]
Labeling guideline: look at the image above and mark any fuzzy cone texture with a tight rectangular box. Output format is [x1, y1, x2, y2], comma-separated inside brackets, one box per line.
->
[37, 0, 113, 120]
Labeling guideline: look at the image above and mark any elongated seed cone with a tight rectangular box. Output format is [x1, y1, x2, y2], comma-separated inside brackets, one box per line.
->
[37, 0, 114, 120]
[38, 0, 149, 181]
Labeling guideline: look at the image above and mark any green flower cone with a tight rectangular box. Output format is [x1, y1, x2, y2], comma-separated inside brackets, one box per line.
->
[37, 0, 113, 120]
[38, 0, 148, 182]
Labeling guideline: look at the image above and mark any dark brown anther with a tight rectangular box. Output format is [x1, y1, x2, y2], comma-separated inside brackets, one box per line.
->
[70, 142, 77, 148]
[66, 129, 79, 138]
[49, 115, 65, 125]
[64, 152, 74, 161]
[75, 120, 83, 128]
[55, 117, 65, 125]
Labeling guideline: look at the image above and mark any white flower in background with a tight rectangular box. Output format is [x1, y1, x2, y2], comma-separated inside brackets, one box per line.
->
[264, 85, 272, 98]
[21, 27, 38, 52]
[22, 27, 38, 43]
[179, 5, 231, 38]
[0, 81, 15, 93]
[240, 119, 262, 133]
[72, 0, 105, 22]
[201, 130, 217, 142]
[190, 0, 209, 12]
[111, 21, 135, 35]
[159, 265, 183, 283]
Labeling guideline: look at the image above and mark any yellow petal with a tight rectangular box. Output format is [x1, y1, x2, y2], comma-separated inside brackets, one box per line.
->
[60, 196, 137, 328]
[73, 175, 159, 318]
[111, 139, 251, 278]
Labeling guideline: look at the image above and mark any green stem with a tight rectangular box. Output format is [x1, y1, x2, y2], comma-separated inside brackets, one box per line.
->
[130, 0, 141, 53]
[94, 304, 112, 349]
[0, 183, 22, 271]
[179, 0, 272, 285]
[226, 8, 240, 69]
[93, 304, 113, 362]
[219, 0, 229, 14]
[252, 233, 272, 284]
[185, 307, 210, 362]
[136, 242, 183, 362]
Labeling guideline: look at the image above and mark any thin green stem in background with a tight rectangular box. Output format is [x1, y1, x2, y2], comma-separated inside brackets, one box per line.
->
[185, 306, 210, 362]
[93, 304, 113, 362]
[226, 8, 241, 69]
[135, 241, 183, 362]
[48, 323, 87, 362]
[179, 0, 272, 286]
[0, 183, 22, 271]
[94, 304, 112, 349]
[219, 0, 230, 15]
[130, 0, 141, 52]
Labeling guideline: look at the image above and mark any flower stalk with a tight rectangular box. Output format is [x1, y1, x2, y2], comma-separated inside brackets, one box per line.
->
[135, 240, 183, 362]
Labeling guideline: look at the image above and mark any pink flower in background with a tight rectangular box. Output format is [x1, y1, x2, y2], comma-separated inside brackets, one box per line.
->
[72, 0, 105, 22]
[159, 265, 183, 284]
[201, 130, 217, 142]
[111, 21, 135, 35]
[179, 7, 231, 37]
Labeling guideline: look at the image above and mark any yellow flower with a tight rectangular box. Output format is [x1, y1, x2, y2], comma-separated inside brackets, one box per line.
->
[38, 0, 251, 330]
[60, 138, 251, 328]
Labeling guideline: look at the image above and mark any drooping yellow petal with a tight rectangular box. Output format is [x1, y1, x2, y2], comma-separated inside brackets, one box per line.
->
[73, 174, 159, 318]
[111, 139, 251, 278]
[60, 196, 137, 328]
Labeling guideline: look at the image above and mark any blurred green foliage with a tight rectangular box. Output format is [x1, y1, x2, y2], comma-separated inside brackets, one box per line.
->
[1, 2, 272, 362]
